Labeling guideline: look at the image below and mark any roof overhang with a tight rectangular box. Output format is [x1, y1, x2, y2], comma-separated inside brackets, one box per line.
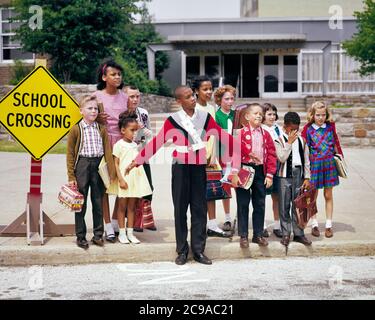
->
[167, 34, 306, 43]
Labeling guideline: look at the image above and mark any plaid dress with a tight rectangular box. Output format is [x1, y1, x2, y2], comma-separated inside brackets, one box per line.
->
[306, 124, 339, 189]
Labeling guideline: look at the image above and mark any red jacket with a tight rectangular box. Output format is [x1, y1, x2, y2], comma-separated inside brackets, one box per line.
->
[238, 124, 277, 178]
[301, 122, 344, 157]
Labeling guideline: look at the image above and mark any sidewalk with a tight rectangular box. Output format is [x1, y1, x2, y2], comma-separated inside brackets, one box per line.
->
[0, 148, 374, 266]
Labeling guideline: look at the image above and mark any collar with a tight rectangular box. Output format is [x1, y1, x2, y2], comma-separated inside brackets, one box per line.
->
[249, 125, 262, 133]
[180, 108, 197, 121]
[219, 108, 232, 116]
[81, 120, 98, 129]
[312, 123, 327, 130]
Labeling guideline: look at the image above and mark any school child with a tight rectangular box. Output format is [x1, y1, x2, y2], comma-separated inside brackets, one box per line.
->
[235, 103, 277, 248]
[106, 111, 152, 244]
[94, 60, 128, 243]
[212, 85, 237, 233]
[301, 101, 344, 238]
[124, 85, 157, 232]
[192, 77, 230, 237]
[261, 103, 283, 238]
[66, 95, 116, 249]
[274, 112, 312, 246]
[126, 86, 241, 265]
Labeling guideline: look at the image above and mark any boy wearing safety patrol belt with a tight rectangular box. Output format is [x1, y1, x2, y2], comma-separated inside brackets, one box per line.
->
[126, 86, 241, 265]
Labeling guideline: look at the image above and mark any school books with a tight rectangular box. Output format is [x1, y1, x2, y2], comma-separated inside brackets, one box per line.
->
[221, 166, 255, 190]
[98, 157, 111, 189]
[334, 154, 348, 178]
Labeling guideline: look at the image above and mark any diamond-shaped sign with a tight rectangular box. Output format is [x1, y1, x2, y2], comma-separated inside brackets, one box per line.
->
[0, 66, 82, 160]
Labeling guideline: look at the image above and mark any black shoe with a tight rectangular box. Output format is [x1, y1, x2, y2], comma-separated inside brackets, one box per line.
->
[222, 221, 232, 232]
[76, 238, 89, 250]
[262, 229, 270, 237]
[146, 226, 157, 231]
[133, 227, 143, 232]
[252, 236, 269, 246]
[175, 252, 188, 265]
[91, 236, 104, 247]
[193, 253, 212, 265]
[115, 231, 120, 237]
[293, 235, 312, 246]
[207, 229, 231, 238]
[105, 234, 116, 243]
[273, 229, 283, 238]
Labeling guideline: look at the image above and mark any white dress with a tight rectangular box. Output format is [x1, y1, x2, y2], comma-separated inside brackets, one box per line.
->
[106, 139, 152, 198]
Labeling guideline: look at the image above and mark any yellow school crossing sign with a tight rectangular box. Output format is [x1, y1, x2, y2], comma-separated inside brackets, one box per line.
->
[0, 66, 82, 160]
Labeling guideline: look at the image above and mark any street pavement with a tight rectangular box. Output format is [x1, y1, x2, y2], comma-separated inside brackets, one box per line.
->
[0, 256, 374, 300]
[0, 148, 374, 266]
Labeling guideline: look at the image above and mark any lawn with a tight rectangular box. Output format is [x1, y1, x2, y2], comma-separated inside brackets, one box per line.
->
[0, 138, 67, 154]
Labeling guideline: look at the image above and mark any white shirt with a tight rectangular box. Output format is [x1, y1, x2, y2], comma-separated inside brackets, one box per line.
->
[282, 133, 302, 167]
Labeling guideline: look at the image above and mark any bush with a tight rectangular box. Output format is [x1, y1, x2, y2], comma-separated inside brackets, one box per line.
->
[9, 60, 32, 85]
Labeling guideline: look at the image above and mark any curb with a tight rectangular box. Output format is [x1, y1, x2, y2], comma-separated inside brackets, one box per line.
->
[1, 240, 375, 266]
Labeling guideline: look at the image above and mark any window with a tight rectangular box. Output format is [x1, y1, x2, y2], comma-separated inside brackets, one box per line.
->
[0, 7, 33, 63]
[186, 56, 200, 87]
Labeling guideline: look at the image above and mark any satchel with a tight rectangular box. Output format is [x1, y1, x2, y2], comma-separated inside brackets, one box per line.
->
[334, 154, 348, 178]
[58, 184, 84, 212]
[294, 187, 318, 229]
[206, 168, 231, 201]
[134, 199, 157, 231]
[98, 157, 111, 189]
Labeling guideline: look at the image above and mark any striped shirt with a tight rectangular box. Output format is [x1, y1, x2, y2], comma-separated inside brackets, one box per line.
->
[79, 120, 104, 157]
[251, 126, 264, 164]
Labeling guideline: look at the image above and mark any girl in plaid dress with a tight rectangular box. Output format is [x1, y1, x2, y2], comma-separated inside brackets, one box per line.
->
[301, 101, 344, 238]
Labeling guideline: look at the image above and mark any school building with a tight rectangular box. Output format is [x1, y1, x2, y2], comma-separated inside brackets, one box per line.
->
[146, 0, 375, 98]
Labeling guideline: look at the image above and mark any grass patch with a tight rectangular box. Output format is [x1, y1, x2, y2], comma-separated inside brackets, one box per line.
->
[0, 138, 67, 154]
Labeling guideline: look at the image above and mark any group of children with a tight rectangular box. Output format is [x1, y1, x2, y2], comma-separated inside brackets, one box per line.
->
[66, 64, 344, 254]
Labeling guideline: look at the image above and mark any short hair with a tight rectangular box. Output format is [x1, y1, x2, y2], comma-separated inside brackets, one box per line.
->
[79, 95, 98, 109]
[118, 110, 138, 130]
[191, 75, 212, 93]
[307, 101, 333, 124]
[174, 85, 191, 99]
[96, 60, 124, 90]
[214, 85, 236, 106]
[236, 103, 263, 128]
[124, 85, 139, 92]
[284, 112, 301, 126]
[262, 102, 279, 122]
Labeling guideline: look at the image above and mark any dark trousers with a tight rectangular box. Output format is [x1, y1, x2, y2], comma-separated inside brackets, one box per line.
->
[143, 163, 153, 201]
[278, 167, 305, 237]
[236, 165, 266, 238]
[75, 157, 105, 240]
[171, 164, 207, 255]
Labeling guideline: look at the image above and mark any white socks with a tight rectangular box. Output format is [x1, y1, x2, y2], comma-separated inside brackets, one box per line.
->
[118, 228, 129, 244]
[127, 228, 141, 244]
[326, 219, 332, 228]
[273, 220, 281, 230]
[225, 213, 232, 223]
[207, 219, 223, 233]
[311, 219, 319, 228]
[105, 223, 115, 237]
[112, 219, 119, 233]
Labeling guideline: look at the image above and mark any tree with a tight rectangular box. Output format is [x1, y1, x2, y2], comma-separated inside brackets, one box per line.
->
[343, 0, 375, 76]
[122, 1, 169, 80]
[12, 0, 140, 83]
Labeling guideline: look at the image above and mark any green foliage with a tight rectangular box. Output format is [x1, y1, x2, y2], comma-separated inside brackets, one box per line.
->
[9, 60, 32, 85]
[12, 0, 140, 83]
[343, 0, 375, 76]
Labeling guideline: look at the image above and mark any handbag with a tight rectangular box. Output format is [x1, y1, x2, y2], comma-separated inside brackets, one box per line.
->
[334, 154, 348, 178]
[206, 169, 231, 201]
[98, 157, 111, 189]
[134, 199, 157, 231]
[58, 184, 84, 212]
[294, 187, 318, 229]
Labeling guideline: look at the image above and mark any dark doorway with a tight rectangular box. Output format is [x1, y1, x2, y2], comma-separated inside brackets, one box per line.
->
[223, 54, 241, 91]
[243, 54, 259, 97]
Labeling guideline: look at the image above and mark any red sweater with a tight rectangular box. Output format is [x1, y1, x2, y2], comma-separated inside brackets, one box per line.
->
[238, 124, 277, 178]
[135, 114, 241, 170]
